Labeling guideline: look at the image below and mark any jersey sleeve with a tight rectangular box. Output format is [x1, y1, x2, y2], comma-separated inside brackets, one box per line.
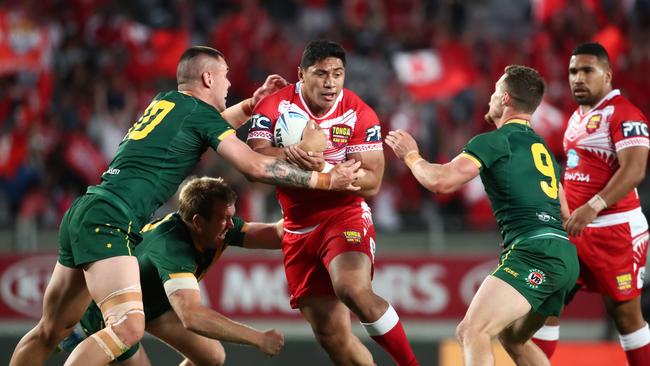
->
[346, 102, 383, 154]
[151, 242, 200, 296]
[224, 216, 247, 247]
[462, 131, 508, 169]
[610, 104, 650, 152]
[247, 96, 279, 143]
[187, 106, 236, 151]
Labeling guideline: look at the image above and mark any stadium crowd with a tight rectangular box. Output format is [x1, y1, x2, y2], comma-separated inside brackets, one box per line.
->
[1, 0, 650, 250]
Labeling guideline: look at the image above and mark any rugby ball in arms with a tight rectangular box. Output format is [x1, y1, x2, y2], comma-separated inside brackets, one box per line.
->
[274, 111, 309, 147]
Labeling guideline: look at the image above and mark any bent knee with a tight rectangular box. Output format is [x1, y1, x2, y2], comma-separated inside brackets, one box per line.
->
[111, 314, 145, 346]
[31, 319, 74, 347]
[333, 283, 372, 307]
[456, 320, 489, 344]
[315, 331, 349, 350]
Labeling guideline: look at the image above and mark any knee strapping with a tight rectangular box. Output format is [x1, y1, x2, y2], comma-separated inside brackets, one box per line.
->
[98, 284, 144, 326]
[90, 325, 129, 361]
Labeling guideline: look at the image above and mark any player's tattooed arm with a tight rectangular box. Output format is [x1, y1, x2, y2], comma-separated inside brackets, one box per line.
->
[218, 134, 361, 191]
[260, 159, 312, 187]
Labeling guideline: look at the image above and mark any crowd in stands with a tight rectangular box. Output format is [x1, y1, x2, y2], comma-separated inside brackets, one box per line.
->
[1, 0, 650, 250]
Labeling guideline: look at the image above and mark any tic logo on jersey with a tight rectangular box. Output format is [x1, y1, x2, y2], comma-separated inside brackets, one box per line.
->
[331, 124, 352, 147]
[586, 114, 601, 134]
[526, 269, 546, 289]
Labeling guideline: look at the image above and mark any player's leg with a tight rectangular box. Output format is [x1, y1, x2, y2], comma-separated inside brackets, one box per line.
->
[114, 345, 151, 366]
[299, 296, 373, 365]
[328, 251, 418, 366]
[10, 262, 91, 366]
[498, 311, 549, 366]
[64, 256, 145, 366]
[145, 309, 225, 366]
[604, 295, 650, 366]
[456, 275, 535, 366]
[530, 316, 560, 359]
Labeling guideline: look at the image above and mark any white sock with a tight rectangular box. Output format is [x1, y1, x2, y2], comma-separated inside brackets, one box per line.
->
[619, 323, 650, 351]
[533, 325, 560, 341]
[361, 304, 399, 336]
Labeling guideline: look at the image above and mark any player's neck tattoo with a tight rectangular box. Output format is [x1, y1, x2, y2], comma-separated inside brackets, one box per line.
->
[262, 160, 312, 188]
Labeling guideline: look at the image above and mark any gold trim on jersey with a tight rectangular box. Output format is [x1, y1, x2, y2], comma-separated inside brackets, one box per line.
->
[164, 276, 200, 297]
[218, 129, 236, 141]
[459, 153, 482, 169]
[492, 243, 517, 275]
[504, 118, 530, 126]
[169, 272, 195, 279]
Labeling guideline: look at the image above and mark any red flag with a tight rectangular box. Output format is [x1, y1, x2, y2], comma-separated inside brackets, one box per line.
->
[392, 49, 475, 101]
[0, 10, 51, 75]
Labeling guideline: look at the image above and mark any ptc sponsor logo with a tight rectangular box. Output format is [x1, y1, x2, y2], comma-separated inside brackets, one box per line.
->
[586, 114, 601, 134]
[365, 125, 381, 142]
[0, 255, 57, 318]
[343, 230, 362, 244]
[526, 269, 545, 289]
[622, 121, 649, 138]
[251, 114, 272, 131]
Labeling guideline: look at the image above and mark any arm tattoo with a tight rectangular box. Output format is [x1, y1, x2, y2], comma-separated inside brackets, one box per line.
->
[261, 159, 312, 187]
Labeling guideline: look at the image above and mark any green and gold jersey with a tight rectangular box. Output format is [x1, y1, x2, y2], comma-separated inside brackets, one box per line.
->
[93, 91, 235, 229]
[462, 120, 565, 247]
[137, 212, 246, 320]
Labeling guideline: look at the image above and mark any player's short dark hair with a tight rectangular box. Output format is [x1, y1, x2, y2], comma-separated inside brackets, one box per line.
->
[178, 176, 237, 222]
[571, 42, 610, 67]
[503, 65, 545, 113]
[300, 40, 346, 69]
[177, 46, 224, 84]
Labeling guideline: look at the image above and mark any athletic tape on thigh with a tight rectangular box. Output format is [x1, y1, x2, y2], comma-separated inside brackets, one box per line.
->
[90, 325, 130, 361]
[98, 284, 144, 325]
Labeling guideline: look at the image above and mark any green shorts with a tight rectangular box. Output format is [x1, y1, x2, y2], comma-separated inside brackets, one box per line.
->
[492, 234, 579, 317]
[80, 302, 139, 362]
[58, 189, 141, 268]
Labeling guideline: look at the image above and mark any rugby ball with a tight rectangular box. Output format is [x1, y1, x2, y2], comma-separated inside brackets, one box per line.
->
[274, 111, 309, 147]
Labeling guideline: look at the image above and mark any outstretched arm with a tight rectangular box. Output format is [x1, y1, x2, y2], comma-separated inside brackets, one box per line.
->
[167, 287, 284, 356]
[385, 129, 479, 194]
[242, 220, 284, 249]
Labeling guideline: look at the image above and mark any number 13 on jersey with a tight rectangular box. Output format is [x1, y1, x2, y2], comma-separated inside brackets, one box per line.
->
[531, 143, 558, 199]
[126, 100, 176, 140]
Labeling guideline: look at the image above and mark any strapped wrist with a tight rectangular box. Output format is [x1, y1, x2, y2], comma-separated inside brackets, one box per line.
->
[314, 172, 331, 190]
[587, 194, 608, 213]
[321, 162, 334, 173]
[404, 151, 424, 169]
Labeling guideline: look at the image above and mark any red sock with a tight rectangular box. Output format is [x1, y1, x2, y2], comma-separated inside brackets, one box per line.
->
[625, 345, 650, 366]
[531, 338, 558, 359]
[362, 305, 419, 366]
[531, 325, 559, 359]
[620, 323, 650, 366]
